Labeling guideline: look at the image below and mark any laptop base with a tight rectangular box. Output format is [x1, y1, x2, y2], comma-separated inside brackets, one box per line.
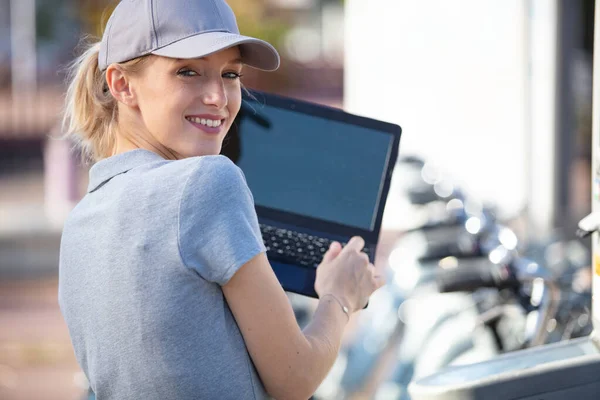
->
[271, 261, 318, 298]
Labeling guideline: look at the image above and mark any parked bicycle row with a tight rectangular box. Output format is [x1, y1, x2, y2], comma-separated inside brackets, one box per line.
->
[311, 156, 592, 400]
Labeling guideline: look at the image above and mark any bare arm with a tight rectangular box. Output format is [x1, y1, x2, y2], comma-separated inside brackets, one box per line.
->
[222, 238, 382, 400]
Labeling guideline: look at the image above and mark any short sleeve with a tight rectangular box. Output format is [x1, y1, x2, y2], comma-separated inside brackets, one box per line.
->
[178, 156, 266, 285]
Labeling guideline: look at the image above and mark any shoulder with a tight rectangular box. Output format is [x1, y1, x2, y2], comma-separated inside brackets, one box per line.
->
[176, 156, 264, 283]
[189, 155, 243, 181]
[183, 155, 247, 193]
[179, 155, 252, 209]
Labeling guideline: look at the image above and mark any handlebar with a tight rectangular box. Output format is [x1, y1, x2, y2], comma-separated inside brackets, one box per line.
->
[408, 219, 511, 262]
[435, 255, 560, 347]
[436, 257, 516, 293]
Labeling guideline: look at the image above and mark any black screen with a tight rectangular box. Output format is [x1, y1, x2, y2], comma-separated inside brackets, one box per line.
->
[223, 101, 394, 231]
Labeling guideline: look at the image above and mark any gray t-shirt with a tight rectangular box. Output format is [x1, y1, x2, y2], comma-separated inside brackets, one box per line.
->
[58, 149, 269, 400]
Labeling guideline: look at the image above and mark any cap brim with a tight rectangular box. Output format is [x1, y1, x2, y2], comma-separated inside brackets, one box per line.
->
[151, 32, 280, 71]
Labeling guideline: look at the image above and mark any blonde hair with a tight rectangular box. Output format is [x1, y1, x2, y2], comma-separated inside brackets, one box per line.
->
[62, 41, 150, 163]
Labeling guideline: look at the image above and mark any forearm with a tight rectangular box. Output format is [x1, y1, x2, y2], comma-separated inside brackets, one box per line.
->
[303, 295, 349, 376]
[268, 296, 349, 400]
[224, 254, 355, 400]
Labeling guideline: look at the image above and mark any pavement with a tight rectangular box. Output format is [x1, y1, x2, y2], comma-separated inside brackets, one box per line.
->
[0, 279, 87, 400]
[0, 171, 86, 400]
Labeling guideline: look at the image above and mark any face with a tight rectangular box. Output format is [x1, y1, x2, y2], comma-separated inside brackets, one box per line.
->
[118, 47, 243, 158]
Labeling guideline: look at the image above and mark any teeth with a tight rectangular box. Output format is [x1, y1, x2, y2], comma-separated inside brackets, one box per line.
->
[187, 117, 222, 127]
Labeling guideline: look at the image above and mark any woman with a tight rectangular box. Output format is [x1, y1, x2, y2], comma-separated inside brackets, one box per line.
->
[58, 1, 384, 399]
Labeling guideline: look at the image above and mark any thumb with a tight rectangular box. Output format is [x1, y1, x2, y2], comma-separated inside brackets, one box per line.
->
[322, 241, 342, 263]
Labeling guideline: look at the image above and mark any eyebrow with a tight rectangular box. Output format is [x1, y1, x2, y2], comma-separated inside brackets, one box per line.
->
[173, 57, 243, 65]
[227, 58, 244, 65]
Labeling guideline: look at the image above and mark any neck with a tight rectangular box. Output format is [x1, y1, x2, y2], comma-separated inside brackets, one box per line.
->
[113, 111, 181, 161]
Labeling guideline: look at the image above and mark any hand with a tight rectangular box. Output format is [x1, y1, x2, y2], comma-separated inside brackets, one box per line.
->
[314, 236, 385, 313]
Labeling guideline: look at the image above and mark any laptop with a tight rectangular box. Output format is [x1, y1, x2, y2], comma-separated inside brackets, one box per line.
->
[221, 90, 402, 298]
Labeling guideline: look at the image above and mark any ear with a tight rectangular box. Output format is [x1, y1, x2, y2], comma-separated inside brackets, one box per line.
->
[106, 65, 138, 106]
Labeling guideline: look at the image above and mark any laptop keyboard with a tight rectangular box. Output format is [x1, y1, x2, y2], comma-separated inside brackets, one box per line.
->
[259, 224, 372, 268]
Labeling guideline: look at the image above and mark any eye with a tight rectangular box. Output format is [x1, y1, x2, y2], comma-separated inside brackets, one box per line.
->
[223, 71, 243, 80]
[177, 68, 198, 77]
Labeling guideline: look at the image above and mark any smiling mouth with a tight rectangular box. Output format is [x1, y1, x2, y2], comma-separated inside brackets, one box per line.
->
[185, 116, 224, 128]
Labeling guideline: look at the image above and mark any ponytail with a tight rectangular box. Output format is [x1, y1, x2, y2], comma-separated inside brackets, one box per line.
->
[62, 41, 150, 163]
[63, 42, 117, 162]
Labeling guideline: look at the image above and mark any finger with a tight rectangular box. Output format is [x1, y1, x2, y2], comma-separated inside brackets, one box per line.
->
[372, 273, 386, 290]
[359, 296, 370, 310]
[322, 241, 342, 263]
[367, 263, 385, 288]
[359, 252, 370, 264]
[341, 236, 365, 254]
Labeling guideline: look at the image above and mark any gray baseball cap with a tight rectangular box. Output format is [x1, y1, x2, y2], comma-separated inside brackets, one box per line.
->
[98, 0, 280, 71]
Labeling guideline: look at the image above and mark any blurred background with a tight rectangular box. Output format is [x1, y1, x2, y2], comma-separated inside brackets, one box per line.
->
[0, 0, 596, 399]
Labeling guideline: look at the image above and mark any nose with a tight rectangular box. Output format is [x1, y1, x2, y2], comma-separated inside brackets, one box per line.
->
[200, 78, 227, 109]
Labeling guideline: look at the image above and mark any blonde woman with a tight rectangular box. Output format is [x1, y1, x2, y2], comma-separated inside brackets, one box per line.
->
[58, 1, 383, 399]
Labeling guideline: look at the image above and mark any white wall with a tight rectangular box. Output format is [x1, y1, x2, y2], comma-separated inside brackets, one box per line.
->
[345, 0, 529, 217]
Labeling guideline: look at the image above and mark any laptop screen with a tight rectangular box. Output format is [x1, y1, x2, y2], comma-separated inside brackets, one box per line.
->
[223, 100, 395, 231]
